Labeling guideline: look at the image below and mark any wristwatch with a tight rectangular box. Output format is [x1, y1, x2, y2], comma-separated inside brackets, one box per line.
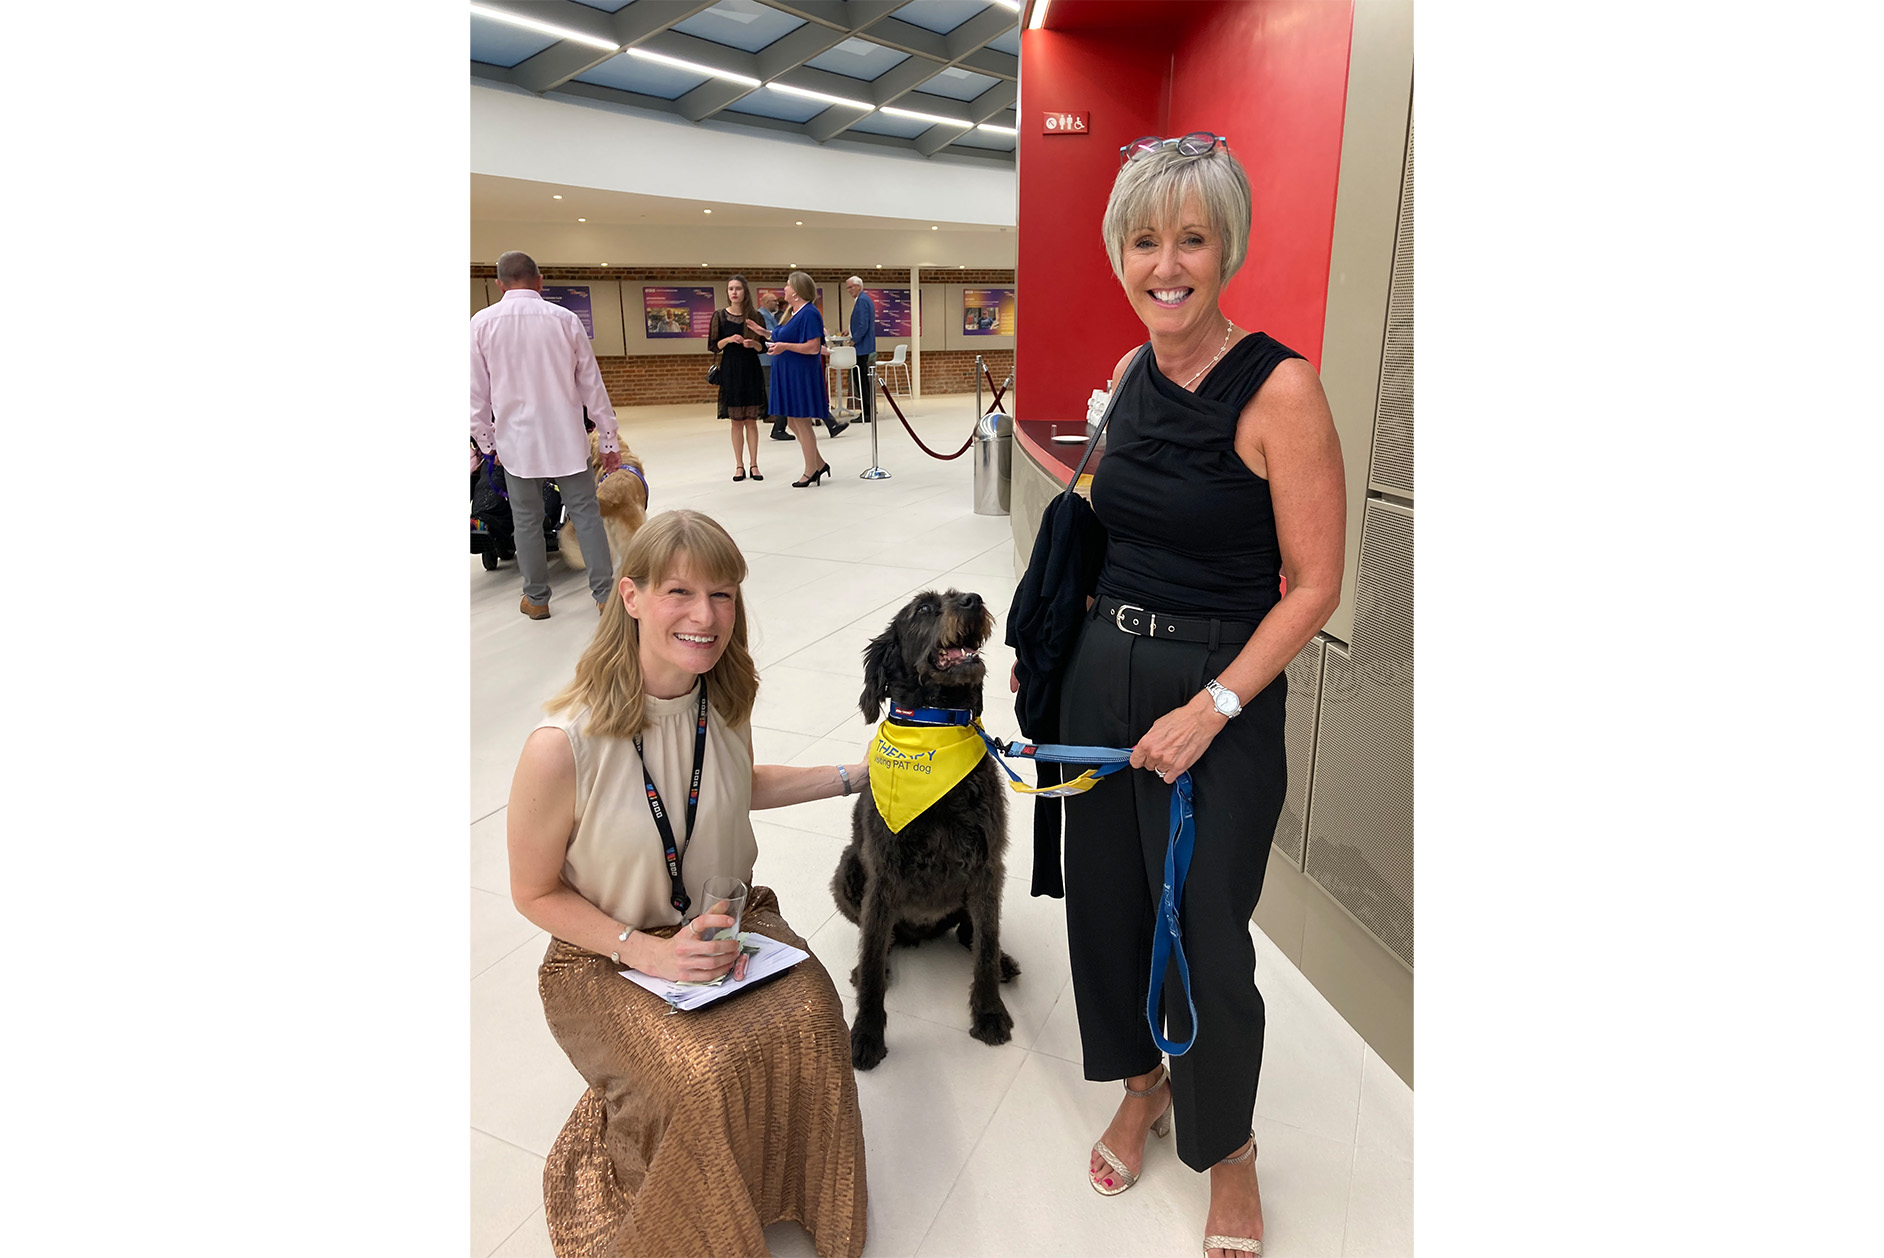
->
[1204, 679, 1243, 719]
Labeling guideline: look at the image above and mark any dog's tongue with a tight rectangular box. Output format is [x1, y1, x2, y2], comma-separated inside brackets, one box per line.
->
[936, 646, 978, 668]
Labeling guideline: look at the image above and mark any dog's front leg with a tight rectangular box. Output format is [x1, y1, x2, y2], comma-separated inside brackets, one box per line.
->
[849, 884, 896, 1070]
[964, 871, 1015, 1046]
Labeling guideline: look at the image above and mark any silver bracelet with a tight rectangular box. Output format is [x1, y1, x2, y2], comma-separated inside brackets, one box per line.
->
[836, 764, 853, 797]
[611, 925, 633, 965]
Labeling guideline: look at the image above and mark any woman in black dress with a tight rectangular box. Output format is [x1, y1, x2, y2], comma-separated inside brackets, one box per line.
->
[1051, 135, 1347, 1258]
[713, 274, 769, 482]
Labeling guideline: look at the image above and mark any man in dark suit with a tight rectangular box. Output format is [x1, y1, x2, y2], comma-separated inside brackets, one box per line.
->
[845, 276, 877, 425]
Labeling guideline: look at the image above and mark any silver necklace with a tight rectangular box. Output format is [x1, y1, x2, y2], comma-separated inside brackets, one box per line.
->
[1178, 320, 1235, 390]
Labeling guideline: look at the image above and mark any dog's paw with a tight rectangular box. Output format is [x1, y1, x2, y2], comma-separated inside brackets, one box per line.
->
[999, 952, 1021, 983]
[850, 1023, 888, 1070]
[848, 961, 891, 988]
[969, 1003, 1014, 1047]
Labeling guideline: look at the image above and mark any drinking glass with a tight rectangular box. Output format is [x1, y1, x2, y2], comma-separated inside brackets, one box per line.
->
[700, 876, 748, 942]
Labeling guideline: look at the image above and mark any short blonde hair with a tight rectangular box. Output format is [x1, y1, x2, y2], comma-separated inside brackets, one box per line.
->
[548, 510, 759, 740]
[1101, 144, 1252, 286]
[787, 270, 817, 303]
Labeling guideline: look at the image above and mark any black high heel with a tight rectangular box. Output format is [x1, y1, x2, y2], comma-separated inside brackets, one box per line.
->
[733, 466, 746, 482]
[792, 462, 832, 488]
[748, 465, 763, 481]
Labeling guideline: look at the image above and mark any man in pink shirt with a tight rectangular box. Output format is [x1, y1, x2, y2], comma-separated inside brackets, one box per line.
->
[471, 251, 625, 619]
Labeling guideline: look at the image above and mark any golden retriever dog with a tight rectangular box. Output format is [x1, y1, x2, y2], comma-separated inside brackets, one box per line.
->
[559, 431, 647, 573]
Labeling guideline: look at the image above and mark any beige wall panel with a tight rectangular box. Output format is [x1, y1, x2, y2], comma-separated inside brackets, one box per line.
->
[1252, 845, 1311, 968]
[1299, 890, 1414, 1087]
[582, 280, 625, 357]
[1315, 0, 1413, 644]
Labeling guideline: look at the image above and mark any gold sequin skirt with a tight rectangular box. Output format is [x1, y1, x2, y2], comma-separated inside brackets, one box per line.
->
[538, 886, 867, 1258]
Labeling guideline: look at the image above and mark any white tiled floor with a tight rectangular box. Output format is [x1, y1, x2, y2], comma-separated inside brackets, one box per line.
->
[470, 395, 1413, 1256]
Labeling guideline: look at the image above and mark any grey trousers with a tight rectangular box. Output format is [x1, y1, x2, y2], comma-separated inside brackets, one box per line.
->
[504, 465, 613, 607]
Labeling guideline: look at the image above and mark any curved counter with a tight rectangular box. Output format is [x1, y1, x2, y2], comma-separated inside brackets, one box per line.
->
[1008, 418, 1105, 574]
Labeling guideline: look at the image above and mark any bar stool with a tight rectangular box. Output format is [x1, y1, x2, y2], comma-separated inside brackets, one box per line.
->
[827, 344, 862, 419]
[883, 343, 912, 395]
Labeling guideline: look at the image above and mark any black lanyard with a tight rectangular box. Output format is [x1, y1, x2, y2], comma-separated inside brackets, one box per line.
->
[632, 680, 709, 916]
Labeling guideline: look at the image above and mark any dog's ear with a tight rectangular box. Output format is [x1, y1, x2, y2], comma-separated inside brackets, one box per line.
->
[859, 626, 898, 720]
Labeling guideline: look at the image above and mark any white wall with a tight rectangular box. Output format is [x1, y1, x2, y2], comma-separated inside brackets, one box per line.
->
[471, 83, 1017, 228]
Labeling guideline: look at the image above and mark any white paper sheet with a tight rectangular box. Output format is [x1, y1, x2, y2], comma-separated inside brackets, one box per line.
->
[617, 932, 810, 1012]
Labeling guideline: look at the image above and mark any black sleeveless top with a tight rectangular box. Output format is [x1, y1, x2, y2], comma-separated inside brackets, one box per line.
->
[1091, 332, 1305, 621]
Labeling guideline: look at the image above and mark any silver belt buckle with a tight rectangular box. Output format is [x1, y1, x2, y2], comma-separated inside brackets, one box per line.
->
[1113, 603, 1156, 636]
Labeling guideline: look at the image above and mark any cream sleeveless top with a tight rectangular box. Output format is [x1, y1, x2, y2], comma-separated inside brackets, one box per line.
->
[537, 689, 757, 930]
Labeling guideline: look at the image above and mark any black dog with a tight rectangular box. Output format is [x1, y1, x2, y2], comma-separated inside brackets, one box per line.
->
[832, 588, 1019, 1070]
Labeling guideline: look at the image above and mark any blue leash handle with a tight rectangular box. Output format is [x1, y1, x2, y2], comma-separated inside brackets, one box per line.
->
[975, 725, 1199, 1056]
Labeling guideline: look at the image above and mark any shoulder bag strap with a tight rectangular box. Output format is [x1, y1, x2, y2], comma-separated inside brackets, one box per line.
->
[1064, 343, 1151, 494]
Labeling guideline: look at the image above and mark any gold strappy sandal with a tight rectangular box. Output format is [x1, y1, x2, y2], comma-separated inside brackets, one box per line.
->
[1202, 1130, 1262, 1255]
[1089, 1062, 1173, 1196]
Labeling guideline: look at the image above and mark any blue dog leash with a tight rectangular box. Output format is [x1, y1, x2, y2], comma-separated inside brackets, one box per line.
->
[888, 704, 1199, 1055]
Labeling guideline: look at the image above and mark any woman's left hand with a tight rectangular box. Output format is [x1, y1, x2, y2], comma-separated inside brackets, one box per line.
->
[1129, 694, 1226, 784]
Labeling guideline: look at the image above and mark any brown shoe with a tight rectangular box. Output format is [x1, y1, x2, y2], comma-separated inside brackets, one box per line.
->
[520, 596, 550, 620]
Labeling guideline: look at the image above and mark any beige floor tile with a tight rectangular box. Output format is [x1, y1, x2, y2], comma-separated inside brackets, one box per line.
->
[471, 887, 544, 980]
[1355, 1048, 1413, 1162]
[470, 808, 511, 897]
[1340, 1146, 1413, 1257]
[487, 1208, 554, 1257]
[470, 1130, 545, 1258]
[470, 940, 589, 1158]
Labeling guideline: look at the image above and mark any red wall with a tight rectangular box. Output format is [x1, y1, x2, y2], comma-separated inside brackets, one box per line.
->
[1017, 1, 1353, 421]
[1168, 0, 1354, 366]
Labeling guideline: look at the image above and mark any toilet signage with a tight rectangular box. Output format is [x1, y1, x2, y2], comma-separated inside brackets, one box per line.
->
[1041, 111, 1088, 135]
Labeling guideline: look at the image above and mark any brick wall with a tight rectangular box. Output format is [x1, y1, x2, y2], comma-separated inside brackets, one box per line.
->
[910, 350, 1015, 398]
[477, 264, 1017, 407]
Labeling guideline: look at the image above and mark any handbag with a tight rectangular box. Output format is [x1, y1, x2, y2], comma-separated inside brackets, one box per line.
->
[706, 311, 723, 385]
[1005, 343, 1150, 896]
[706, 362, 721, 386]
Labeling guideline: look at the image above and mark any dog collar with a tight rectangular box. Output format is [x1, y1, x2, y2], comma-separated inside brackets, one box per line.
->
[598, 463, 648, 497]
[888, 704, 976, 726]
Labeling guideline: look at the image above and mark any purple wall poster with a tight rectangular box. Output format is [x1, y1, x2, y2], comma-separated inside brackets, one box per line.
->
[542, 285, 594, 339]
[962, 288, 1016, 336]
[642, 287, 718, 338]
[863, 288, 912, 338]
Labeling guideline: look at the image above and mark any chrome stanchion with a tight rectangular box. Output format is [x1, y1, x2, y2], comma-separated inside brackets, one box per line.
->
[975, 354, 985, 419]
[860, 368, 891, 481]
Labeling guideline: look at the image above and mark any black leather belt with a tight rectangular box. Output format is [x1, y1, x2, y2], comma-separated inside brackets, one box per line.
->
[1094, 598, 1257, 649]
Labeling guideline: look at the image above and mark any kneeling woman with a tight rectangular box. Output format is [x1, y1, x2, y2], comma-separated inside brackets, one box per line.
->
[507, 509, 869, 1258]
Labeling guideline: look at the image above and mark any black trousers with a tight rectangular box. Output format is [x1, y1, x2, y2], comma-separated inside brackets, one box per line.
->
[1058, 605, 1287, 1170]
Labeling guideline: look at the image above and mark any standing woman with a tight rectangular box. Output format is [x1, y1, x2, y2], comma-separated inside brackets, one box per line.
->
[713, 274, 769, 482]
[766, 271, 834, 487]
[1055, 135, 1346, 1258]
[507, 509, 871, 1256]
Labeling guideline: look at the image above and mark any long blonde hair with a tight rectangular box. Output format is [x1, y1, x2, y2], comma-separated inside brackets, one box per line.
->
[547, 510, 760, 739]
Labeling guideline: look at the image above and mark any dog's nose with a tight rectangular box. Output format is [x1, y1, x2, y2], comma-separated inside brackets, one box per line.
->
[957, 592, 982, 610]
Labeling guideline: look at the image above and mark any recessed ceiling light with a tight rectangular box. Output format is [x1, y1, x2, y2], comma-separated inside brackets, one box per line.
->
[626, 47, 760, 87]
[577, 217, 586, 222]
[883, 106, 964, 127]
[703, 209, 712, 214]
[959, 265, 966, 269]
[876, 264, 883, 268]
[470, 3, 619, 51]
[976, 122, 1018, 136]
[795, 221, 803, 226]
[769, 83, 872, 110]
[552, 194, 563, 199]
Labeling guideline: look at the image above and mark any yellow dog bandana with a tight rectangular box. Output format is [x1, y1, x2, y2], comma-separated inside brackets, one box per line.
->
[869, 719, 987, 832]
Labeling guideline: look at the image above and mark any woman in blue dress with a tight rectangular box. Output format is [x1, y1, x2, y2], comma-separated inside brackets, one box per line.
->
[765, 271, 835, 487]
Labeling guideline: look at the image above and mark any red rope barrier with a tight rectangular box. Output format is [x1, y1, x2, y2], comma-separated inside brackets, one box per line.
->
[876, 374, 977, 460]
[981, 364, 1009, 413]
